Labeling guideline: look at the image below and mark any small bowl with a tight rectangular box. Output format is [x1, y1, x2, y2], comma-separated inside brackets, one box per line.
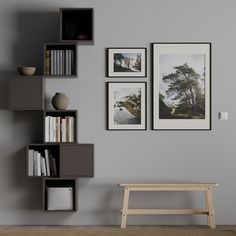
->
[17, 67, 36, 76]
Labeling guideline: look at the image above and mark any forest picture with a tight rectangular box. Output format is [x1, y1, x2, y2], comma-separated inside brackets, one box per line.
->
[159, 54, 205, 119]
[152, 43, 211, 130]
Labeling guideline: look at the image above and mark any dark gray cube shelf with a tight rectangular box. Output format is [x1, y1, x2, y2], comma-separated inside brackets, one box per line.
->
[27, 143, 93, 178]
[27, 144, 60, 178]
[43, 110, 77, 143]
[9, 77, 45, 110]
[59, 8, 94, 44]
[43, 43, 78, 77]
[43, 178, 77, 211]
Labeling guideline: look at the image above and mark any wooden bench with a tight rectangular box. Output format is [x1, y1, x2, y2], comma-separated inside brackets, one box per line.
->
[118, 183, 217, 228]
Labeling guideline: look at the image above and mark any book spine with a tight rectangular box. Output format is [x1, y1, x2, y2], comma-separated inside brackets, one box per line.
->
[28, 149, 34, 176]
[65, 50, 69, 75]
[44, 149, 50, 176]
[41, 157, 46, 176]
[56, 117, 61, 142]
[37, 152, 41, 176]
[71, 49, 74, 75]
[59, 50, 63, 75]
[65, 116, 70, 142]
[53, 50, 57, 75]
[48, 151, 55, 177]
[45, 116, 49, 142]
[51, 50, 54, 75]
[68, 50, 72, 75]
[44, 50, 51, 75]
[61, 118, 66, 142]
[33, 151, 38, 176]
[56, 50, 60, 75]
[52, 158, 57, 177]
[71, 116, 75, 142]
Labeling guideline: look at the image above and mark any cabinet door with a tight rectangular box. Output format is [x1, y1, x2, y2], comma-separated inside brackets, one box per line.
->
[60, 144, 94, 177]
[9, 77, 44, 110]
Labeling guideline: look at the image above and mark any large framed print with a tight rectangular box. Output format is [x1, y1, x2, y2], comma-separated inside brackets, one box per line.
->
[107, 48, 147, 77]
[107, 82, 147, 130]
[152, 43, 211, 130]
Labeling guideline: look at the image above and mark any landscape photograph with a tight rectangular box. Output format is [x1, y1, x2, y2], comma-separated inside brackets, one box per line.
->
[113, 53, 141, 72]
[159, 54, 206, 120]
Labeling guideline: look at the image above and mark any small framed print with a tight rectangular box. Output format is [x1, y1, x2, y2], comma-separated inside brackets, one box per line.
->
[152, 43, 211, 130]
[107, 48, 147, 77]
[107, 82, 147, 130]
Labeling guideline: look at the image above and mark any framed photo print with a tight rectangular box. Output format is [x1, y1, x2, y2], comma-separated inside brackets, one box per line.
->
[107, 48, 147, 77]
[152, 43, 211, 130]
[107, 82, 147, 130]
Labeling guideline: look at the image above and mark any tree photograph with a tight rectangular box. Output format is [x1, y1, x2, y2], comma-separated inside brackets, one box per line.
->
[159, 54, 206, 119]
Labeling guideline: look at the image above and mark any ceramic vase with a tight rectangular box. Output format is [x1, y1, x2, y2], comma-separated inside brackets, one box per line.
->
[52, 92, 69, 110]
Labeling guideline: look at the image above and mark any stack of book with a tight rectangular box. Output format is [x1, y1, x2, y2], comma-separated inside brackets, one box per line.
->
[45, 116, 75, 142]
[44, 49, 75, 76]
[28, 149, 57, 177]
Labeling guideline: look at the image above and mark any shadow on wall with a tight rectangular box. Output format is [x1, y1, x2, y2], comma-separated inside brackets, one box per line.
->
[13, 11, 59, 74]
[0, 70, 11, 110]
[0, 11, 59, 210]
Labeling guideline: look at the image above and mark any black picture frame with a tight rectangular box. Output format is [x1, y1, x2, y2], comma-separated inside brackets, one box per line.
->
[107, 82, 147, 130]
[106, 48, 147, 78]
[152, 42, 211, 130]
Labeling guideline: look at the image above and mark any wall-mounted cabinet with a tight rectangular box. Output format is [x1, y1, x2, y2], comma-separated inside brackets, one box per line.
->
[9, 77, 45, 110]
[44, 43, 77, 78]
[27, 143, 94, 178]
[60, 8, 94, 44]
[10, 7, 94, 212]
[44, 110, 77, 143]
[43, 178, 77, 211]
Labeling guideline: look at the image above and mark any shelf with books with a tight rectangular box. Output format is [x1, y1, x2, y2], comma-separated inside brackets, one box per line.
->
[27, 144, 60, 178]
[44, 110, 77, 143]
[43, 178, 77, 211]
[44, 43, 77, 77]
[60, 8, 94, 44]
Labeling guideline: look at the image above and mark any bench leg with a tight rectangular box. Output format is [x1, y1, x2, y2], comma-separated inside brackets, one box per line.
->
[206, 188, 216, 229]
[121, 187, 130, 228]
[204, 190, 211, 226]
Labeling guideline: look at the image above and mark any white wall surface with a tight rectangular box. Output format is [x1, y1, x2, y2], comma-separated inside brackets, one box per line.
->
[0, 0, 235, 225]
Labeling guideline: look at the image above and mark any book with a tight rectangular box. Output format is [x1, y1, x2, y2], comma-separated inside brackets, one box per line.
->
[51, 50, 54, 75]
[41, 156, 46, 176]
[66, 116, 70, 142]
[56, 50, 60, 75]
[44, 149, 51, 176]
[33, 151, 38, 176]
[48, 151, 55, 176]
[52, 158, 57, 177]
[68, 116, 75, 142]
[61, 118, 66, 142]
[56, 116, 61, 142]
[45, 116, 49, 142]
[68, 50, 72, 75]
[59, 50, 63, 75]
[44, 50, 51, 75]
[36, 152, 41, 176]
[28, 149, 34, 176]
[65, 50, 69, 75]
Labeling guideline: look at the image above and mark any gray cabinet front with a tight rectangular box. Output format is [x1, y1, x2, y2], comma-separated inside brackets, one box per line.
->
[60, 144, 94, 177]
[9, 77, 44, 110]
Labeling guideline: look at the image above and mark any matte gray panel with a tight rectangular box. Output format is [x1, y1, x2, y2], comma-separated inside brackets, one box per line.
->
[60, 144, 94, 177]
[9, 77, 44, 110]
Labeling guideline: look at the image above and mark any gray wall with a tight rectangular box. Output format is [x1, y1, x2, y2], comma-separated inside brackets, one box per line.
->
[0, 0, 235, 225]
